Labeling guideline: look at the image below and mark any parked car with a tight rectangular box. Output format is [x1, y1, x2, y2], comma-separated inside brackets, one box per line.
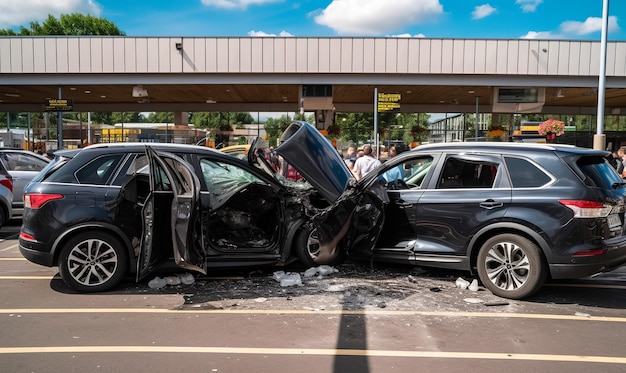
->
[218, 144, 250, 159]
[0, 161, 14, 227]
[0, 149, 50, 217]
[276, 122, 626, 299]
[18, 121, 626, 299]
[18, 141, 338, 293]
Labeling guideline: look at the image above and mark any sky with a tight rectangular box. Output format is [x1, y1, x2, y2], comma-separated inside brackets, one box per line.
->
[0, 0, 624, 41]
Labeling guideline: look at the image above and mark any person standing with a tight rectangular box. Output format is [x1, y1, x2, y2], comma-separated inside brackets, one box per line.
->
[617, 147, 626, 177]
[381, 144, 403, 182]
[353, 144, 381, 180]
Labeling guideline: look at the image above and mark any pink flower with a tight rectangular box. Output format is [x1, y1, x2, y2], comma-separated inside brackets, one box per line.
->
[538, 119, 565, 136]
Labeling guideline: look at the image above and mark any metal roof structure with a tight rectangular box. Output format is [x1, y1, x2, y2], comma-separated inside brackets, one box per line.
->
[1, 36, 625, 115]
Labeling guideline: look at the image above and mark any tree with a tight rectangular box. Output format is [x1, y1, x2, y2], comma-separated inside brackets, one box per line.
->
[146, 112, 175, 123]
[0, 13, 125, 36]
[264, 115, 294, 146]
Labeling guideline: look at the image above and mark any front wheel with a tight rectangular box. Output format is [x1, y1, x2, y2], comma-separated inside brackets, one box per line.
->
[295, 225, 345, 267]
[476, 233, 546, 300]
[58, 231, 129, 293]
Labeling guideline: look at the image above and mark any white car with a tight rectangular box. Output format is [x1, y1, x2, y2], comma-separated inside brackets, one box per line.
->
[0, 149, 49, 218]
[0, 163, 13, 227]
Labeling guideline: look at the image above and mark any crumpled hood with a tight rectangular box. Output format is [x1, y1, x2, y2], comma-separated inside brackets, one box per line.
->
[276, 121, 354, 203]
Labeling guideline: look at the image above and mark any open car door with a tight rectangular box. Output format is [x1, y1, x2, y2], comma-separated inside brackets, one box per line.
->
[276, 121, 386, 261]
[137, 147, 204, 281]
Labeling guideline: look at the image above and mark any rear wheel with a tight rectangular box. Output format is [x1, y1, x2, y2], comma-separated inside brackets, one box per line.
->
[0, 204, 7, 228]
[295, 225, 345, 267]
[58, 231, 129, 293]
[476, 233, 546, 300]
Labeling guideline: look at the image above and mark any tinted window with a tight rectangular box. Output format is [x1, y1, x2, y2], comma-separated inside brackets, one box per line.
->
[577, 155, 622, 189]
[438, 157, 498, 189]
[505, 156, 551, 188]
[75, 154, 125, 185]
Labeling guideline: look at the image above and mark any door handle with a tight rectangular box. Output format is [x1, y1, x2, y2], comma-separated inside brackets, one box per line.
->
[395, 199, 414, 209]
[480, 200, 503, 209]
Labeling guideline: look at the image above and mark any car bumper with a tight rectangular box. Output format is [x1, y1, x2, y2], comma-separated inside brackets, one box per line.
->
[18, 241, 54, 267]
[549, 237, 626, 279]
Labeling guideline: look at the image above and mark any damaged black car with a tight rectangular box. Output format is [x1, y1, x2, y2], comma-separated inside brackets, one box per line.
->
[18, 136, 361, 293]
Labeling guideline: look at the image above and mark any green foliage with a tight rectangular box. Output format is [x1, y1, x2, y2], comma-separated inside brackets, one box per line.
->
[0, 13, 125, 36]
[334, 112, 431, 146]
[146, 112, 174, 123]
[189, 112, 253, 129]
[264, 115, 294, 146]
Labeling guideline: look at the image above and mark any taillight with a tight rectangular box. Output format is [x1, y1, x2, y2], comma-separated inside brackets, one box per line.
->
[559, 200, 613, 218]
[19, 231, 37, 242]
[24, 193, 64, 209]
[573, 249, 608, 257]
[0, 175, 13, 192]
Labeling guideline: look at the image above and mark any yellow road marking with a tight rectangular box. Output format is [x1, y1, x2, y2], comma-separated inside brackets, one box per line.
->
[0, 346, 624, 364]
[1, 308, 626, 322]
[0, 257, 27, 260]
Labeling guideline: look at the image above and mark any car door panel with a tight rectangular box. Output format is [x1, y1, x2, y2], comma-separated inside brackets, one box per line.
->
[414, 154, 511, 256]
[137, 147, 203, 281]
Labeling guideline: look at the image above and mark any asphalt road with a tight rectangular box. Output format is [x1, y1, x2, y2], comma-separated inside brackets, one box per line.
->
[1, 219, 626, 373]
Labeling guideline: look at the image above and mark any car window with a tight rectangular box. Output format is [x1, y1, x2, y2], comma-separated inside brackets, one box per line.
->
[438, 157, 499, 189]
[383, 156, 433, 188]
[163, 157, 193, 195]
[504, 156, 552, 188]
[0, 152, 48, 171]
[576, 155, 622, 189]
[200, 159, 266, 204]
[75, 154, 125, 185]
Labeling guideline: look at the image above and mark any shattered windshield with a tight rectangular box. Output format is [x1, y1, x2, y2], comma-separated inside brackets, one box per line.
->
[200, 159, 268, 205]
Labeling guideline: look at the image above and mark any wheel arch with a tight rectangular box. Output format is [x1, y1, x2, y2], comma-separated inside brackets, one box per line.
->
[467, 222, 551, 276]
[281, 218, 308, 261]
[51, 223, 136, 272]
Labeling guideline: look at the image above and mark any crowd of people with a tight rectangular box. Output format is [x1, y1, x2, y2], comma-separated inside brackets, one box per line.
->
[258, 141, 406, 184]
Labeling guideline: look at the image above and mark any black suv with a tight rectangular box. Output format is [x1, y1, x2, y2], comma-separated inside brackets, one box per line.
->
[344, 140, 626, 299]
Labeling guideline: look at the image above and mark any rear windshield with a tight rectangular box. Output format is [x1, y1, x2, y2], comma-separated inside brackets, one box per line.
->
[576, 156, 623, 189]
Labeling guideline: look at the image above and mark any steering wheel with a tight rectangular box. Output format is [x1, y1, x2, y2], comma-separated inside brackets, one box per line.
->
[387, 179, 410, 190]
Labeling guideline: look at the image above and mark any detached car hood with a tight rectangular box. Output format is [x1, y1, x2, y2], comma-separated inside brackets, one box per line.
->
[276, 121, 354, 203]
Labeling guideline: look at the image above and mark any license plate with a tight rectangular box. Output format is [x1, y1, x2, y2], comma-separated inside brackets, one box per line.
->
[607, 214, 621, 229]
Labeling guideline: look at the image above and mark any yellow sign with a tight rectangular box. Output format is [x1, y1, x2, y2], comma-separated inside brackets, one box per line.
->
[378, 93, 401, 102]
[377, 92, 401, 112]
[378, 102, 401, 112]
[45, 99, 73, 112]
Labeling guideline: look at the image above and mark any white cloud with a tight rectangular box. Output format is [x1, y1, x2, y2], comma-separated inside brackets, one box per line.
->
[0, 0, 101, 28]
[200, 0, 283, 10]
[472, 4, 496, 20]
[248, 30, 293, 36]
[520, 31, 559, 39]
[314, 0, 444, 35]
[516, 0, 542, 13]
[560, 16, 619, 35]
[391, 33, 426, 38]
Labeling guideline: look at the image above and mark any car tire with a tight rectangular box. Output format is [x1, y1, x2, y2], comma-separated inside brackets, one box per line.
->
[295, 225, 345, 267]
[0, 204, 6, 228]
[476, 233, 546, 300]
[58, 231, 129, 293]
